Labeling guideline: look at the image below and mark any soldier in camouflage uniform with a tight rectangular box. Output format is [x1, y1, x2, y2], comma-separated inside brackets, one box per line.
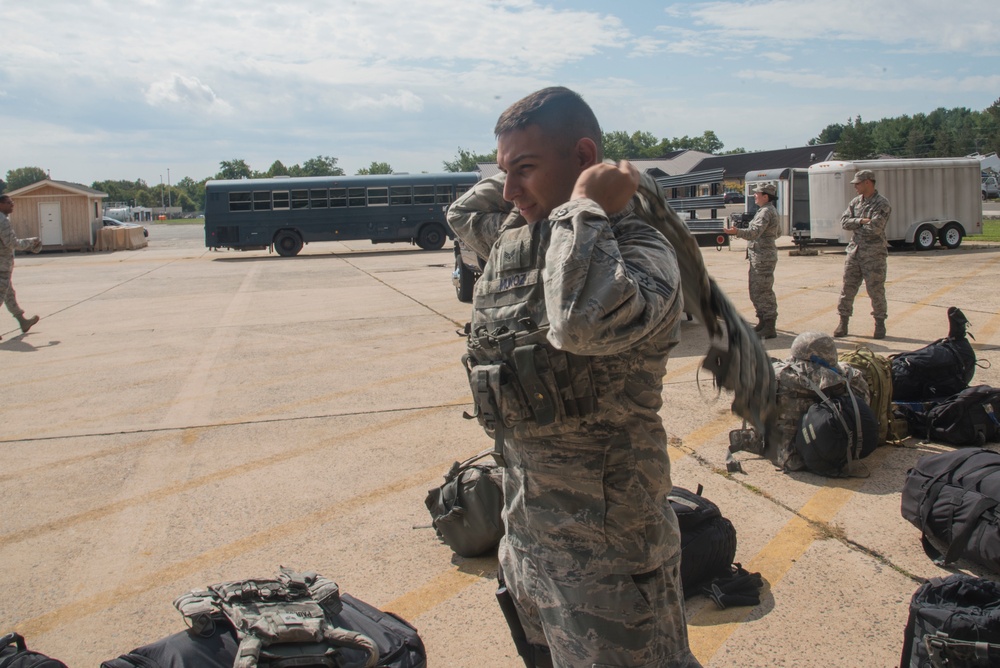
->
[448, 87, 700, 668]
[0, 195, 42, 340]
[724, 183, 780, 339]
[770, 332, 869, 471]
[834, 169, 891, 340]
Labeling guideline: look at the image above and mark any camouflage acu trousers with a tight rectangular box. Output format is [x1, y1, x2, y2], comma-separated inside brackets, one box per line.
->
[837, 250, 887, 319]
[748, 259, 777, 321]
[499, 540, 701, 668]
[0, 262, 24, 318]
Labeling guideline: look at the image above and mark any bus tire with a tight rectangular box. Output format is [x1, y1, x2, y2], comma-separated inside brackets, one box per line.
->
[274, 230, 303, 257]
[417, 223, 446, 251]
[938, 223, 963, 249]
[913, 225, 936, 251]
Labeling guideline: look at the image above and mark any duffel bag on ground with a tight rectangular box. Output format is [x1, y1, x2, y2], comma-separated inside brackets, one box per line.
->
[102, 592, 426, 668]
[900, 574, 1000, 668]
[424, 449, 504, 558]
[669, 485, 738, 596]
[0, 633, 68, 668]
[900, 448, 1000, 571]
[897, 386, 1000, 447]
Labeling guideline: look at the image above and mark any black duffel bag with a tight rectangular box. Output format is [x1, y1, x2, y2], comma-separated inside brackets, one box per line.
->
[669, 485, 738, 596]
[424, 449, 504, 558]
[900, 574, 1000, 667]
[0, 633, 68, 668]
[102, 593, 426, 668]
[900, 448, 1000, 572]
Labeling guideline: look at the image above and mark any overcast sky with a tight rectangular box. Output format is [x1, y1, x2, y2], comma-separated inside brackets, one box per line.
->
[2, 0, 998, 186]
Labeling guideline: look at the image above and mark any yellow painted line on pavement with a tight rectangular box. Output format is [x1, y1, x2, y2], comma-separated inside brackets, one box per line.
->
[384, 569, 486, 621]
[686, 473, 870, 662]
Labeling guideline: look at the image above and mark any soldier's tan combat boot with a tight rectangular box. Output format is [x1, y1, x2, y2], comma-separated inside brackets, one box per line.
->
[17, 314, 39, 333]
[758, 319, 777, 339]
[873, 318, 886, 340]
[833, 316, 849, 338]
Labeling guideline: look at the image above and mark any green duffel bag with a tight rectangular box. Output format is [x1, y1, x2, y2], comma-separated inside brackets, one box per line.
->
[424, 449, 504, 558]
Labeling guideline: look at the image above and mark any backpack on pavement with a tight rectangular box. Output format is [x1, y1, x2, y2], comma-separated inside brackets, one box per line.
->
[795, 383, 878, 478]
[896, 385, 1000, 447]
[0, 633, 68, 668]
[900, 574, 1000, 668]
[424, 449, 504, 558]
[900, 448, 1000, 572]
[840, 345, 903, 445]
[891, 307, 978, 402]
[669, 485, 738, 596]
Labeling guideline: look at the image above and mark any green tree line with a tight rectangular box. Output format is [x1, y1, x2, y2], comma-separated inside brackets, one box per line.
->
[4, 100, 997, 208]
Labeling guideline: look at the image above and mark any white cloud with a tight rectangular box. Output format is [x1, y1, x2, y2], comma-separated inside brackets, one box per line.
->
[736, 69, 1000, 94]
[343, 90, 425, 113]
[144, 74, 233, 115]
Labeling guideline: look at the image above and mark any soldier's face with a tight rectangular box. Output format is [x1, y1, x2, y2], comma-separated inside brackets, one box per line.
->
[0, 199, 12, 215]
[854, 179, 874, 197]
[497, 124, 583, 224]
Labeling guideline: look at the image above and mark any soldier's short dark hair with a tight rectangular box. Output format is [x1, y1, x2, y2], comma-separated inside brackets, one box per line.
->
[494, 87, 603, 159]
[0, 195, 12, 204]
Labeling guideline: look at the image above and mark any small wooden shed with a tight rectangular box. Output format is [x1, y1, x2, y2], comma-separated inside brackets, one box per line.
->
[5, 179, 108, 250]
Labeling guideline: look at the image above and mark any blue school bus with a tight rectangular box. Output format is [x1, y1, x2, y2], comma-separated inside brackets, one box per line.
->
[204, 172, 478, 256]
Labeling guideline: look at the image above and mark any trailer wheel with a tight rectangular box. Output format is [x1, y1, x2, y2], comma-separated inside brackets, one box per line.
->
[274, 230, 303, 257]
[417, 223, 446, 251]
[913, 225, 937, 251]
[938, 223, 963, 249]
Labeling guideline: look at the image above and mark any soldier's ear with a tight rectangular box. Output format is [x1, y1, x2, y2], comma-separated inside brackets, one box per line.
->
[574, 138, 599, 169]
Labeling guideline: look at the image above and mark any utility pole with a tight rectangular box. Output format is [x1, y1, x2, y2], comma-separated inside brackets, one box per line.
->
[160, 175, 164, 207]
[167, 168, 172, 208]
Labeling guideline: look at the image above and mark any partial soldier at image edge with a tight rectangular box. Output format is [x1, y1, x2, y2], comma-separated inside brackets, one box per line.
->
[0, 194, 42, 340]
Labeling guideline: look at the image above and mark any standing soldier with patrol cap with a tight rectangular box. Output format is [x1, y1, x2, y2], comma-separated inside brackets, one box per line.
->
[724, 183, 780, 338]
[0, 194, 42, 340]
[833, 169, 891, 339]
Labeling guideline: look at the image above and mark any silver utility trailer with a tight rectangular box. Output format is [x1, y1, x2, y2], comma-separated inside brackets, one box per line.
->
[806, 158, 983, 250]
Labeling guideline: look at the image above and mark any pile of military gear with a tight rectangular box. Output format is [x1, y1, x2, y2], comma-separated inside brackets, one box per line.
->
[424, 449, 504, 557]
[729, 332, 877, 477]
[101, 567, 426, 668]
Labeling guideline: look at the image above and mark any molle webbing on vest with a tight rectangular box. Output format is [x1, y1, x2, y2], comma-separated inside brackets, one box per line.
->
[173, 568, 378, 668]
[462, 320, 597, 466]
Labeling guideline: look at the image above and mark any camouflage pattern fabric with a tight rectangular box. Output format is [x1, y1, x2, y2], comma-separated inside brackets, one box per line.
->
[500, 541, 698, 667]
[449, 175, 701, 667]
[735, 203, 779, 320]
[0, 211, 41, 318]
[837, 192, 891, 319]
[770, 332, 870, 471]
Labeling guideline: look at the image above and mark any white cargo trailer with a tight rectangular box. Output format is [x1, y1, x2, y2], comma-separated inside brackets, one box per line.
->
[742, 168, 811, 244]
[806, 158, 982, 250]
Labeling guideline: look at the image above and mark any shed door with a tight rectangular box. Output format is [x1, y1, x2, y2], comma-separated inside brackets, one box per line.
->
[39, 201, 63, 246]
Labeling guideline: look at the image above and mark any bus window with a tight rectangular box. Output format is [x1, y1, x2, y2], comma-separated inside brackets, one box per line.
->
[390, 186, 412, 206]
[435, 185, 453, 204]
[291, 190, 309, 209]
[367, 187, 389, 206]
[348, 187, 366, 207]
[273, 191, 290, 210]
[253, 191, 272, 211]
[456, 185, 472, 198]
[311, 189, 329, 208]
[330, 188, 347, 207]
[229, 192, 252, 212]
[414, 185, 435, 204]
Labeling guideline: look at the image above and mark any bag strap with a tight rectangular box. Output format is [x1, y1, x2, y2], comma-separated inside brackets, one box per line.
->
[804, 378, 858, 474]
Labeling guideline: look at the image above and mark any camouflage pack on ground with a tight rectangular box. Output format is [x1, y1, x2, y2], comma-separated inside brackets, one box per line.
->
[174, 568, 378, 668]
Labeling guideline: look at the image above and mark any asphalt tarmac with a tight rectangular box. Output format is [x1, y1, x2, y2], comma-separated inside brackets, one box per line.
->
[2, 223, 999, 667]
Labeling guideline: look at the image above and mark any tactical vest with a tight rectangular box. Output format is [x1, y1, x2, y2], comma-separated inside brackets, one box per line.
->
[462, 223, 598, 465]
[174, 568, 378, 668]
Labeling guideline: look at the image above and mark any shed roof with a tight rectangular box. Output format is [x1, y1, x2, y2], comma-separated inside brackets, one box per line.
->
[6, 179, 108, 198]
[690, 144, 837, 179]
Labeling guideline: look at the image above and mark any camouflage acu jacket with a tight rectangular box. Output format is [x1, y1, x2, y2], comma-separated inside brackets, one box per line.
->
[841, 191, 891, 255]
